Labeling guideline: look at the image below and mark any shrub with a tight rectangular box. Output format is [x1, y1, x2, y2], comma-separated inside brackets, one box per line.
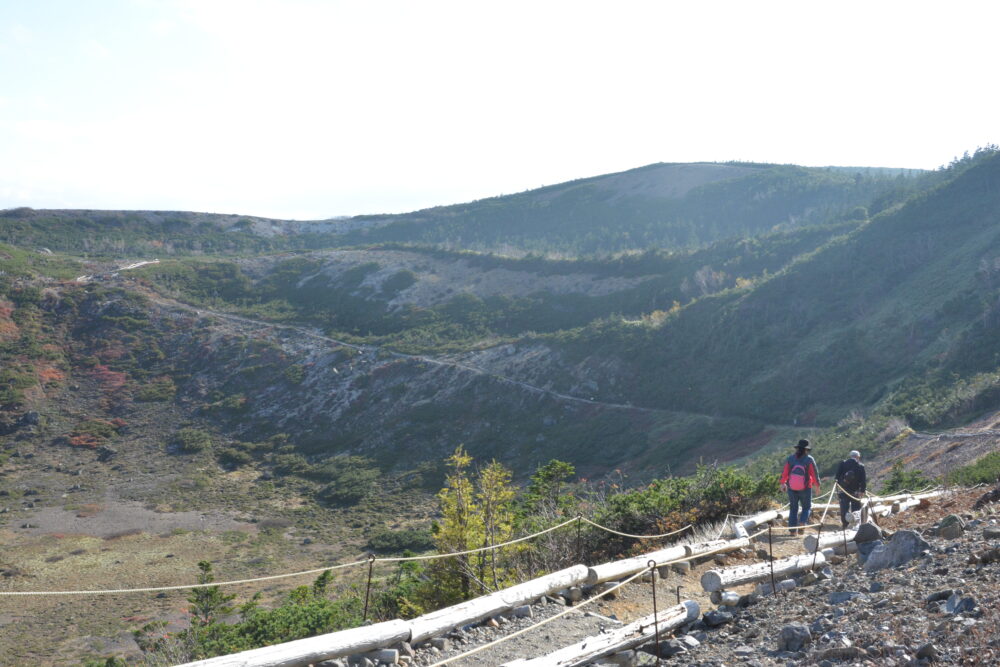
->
[317, 458, 379, 506]
[283, 364, 305, 384]
[880, 461, 935, 494]
[136, 376, 176, 402]
[67, 419, 123, 448]
[216, 447, 253, 468]
[947, 451, 1000, 486]
[174, 428, 212, 454]
[594, 464, 778, 555]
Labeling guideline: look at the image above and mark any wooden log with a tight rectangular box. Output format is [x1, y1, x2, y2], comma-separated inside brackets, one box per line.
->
[586, 545, 688, 585]
[685, 537, 750, 556]
[804, 529, 858, 553]
[175, 619, 411, 667]
[700, 552, 826, 592]
[830, 541, 858, 555]
[870, 490, 941, 504]
[867, 503, 894, 518]
[409, 565, 588, 645]
[500, 601, 700, 667]
[732, 510, 779, 538]
[892, 497, 921, 513]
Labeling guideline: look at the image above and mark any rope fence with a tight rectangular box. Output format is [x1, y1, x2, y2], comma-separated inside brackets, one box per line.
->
[425, 526, 773, 667]
[0, 516, 691, 597]
[0, 484, 960, 667]
[426, 564, 655, 667]
[0, 487, 947, 598]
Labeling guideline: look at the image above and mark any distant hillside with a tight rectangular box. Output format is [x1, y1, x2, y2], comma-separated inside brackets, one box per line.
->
[335, 162, 929, 254]
[1, 162, 929, 260]
[2, 152, 999, 481]
[486, 149, 1000, 432]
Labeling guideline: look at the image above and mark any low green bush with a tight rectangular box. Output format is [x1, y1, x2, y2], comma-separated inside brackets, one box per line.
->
[947, 451, 1000, 486]
[173, 427, 212, 454]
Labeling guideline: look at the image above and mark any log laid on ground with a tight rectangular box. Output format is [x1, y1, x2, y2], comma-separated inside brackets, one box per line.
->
[500, 601, 700, 667]
[829, 541, 858, 555]
[408, 565, 588, 645]
[586, 544, 688, 585]
[891, 497, 921, 513]
[732, 510, 779, 538]
[176, 619, 411, 667]
[870, 490, 941, 504]
[700, 552, 826, 592]
[805, 528, 859, 553]
[686, 537, 750, 556]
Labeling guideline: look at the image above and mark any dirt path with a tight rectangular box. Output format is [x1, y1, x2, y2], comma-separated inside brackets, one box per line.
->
[143, 293, 663, 415]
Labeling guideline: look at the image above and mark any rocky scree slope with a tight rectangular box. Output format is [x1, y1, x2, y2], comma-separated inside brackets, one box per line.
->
[386, 486, 1000, 667]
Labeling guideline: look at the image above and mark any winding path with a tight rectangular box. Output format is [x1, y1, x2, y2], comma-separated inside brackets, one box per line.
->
[144, 291, 661, 415]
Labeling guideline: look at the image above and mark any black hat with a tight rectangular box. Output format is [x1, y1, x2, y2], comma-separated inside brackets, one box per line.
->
[795, 439, 811, 450]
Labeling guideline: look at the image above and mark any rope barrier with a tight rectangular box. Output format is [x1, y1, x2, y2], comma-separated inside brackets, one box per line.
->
[0, 484, 953, 597]
[377, 517, 580, 563]
[767, 521, 822, 533]
[578, 518, 693, 540]
[0, 516, 693, 596]
[425, 564, 655, 667]
[714, 516, 731, 540]
[423, 527, 773, 667]
[0, 558, 371, 596]
[815, 485, 838, 526]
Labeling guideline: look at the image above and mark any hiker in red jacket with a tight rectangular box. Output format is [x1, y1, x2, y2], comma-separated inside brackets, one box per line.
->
[779, 439, 821, 534]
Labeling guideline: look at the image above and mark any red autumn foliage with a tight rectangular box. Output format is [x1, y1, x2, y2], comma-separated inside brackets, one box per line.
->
[68, 434, 101, 448]
[37, 365, 66, 385]
[97, 345, 127, 361]
[91, 364, 128, 391]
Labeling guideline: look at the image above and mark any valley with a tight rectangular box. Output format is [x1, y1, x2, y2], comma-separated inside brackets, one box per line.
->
[2, 152, 1000, 664]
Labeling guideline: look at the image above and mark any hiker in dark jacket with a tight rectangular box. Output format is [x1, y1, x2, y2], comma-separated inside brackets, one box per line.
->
[835, 450, 867, 527]
[779, 439, 820, 533]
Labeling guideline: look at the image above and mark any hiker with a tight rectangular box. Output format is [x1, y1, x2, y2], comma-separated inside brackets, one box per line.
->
[835, 450, 867, 527]
[779, 439, 820, 534]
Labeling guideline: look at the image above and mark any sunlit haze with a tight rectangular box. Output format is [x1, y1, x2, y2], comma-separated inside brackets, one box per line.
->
[2, 0, 997, 220]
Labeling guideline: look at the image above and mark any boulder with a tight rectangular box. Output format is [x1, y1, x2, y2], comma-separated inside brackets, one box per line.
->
[856, 540, 882, 564]
[703, 610, 733, 627]
[777, 623, 812, 652]
[513, 605, 532, 619]
[863, 530, 930, 572]
[945, 594, 977, 615]
[925, 589, 955, 604]
[983, 526, 1000, 540]
[853, 522, 882, 544]
[641, 639, 687, 657]
[938, 514, 966, 540]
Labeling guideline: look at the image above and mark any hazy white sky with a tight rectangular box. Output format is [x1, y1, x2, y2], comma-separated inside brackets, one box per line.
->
[1, 1, 997, 220]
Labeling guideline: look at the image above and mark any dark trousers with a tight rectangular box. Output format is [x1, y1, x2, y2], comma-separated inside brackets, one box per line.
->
[787, 488, 813, 527]
[838, 492, 862, 527]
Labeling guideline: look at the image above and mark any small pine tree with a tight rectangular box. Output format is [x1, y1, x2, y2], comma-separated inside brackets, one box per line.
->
[431, 446, 481, 602]
[476, 461, 516, 590]
[188, 561, 236, 626]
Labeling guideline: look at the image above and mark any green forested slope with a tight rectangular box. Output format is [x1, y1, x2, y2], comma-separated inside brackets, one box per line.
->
[552, 150, 1000, 428]
[338, 163, 926, 254]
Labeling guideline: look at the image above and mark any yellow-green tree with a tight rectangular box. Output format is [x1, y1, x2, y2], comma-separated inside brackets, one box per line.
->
[428, 447, 517, 605]
[432, 446, 481, 602]
[477, 460, 516, 590]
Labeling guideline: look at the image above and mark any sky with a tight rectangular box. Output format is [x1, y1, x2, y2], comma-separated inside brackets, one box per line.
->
[1, 1, 997, 220]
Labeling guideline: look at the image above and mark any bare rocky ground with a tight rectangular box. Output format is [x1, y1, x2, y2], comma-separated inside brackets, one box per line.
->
[388, 487, 1000, 667]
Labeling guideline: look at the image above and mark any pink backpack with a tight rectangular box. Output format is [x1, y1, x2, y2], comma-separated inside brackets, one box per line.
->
[789, 462, 809, 491]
